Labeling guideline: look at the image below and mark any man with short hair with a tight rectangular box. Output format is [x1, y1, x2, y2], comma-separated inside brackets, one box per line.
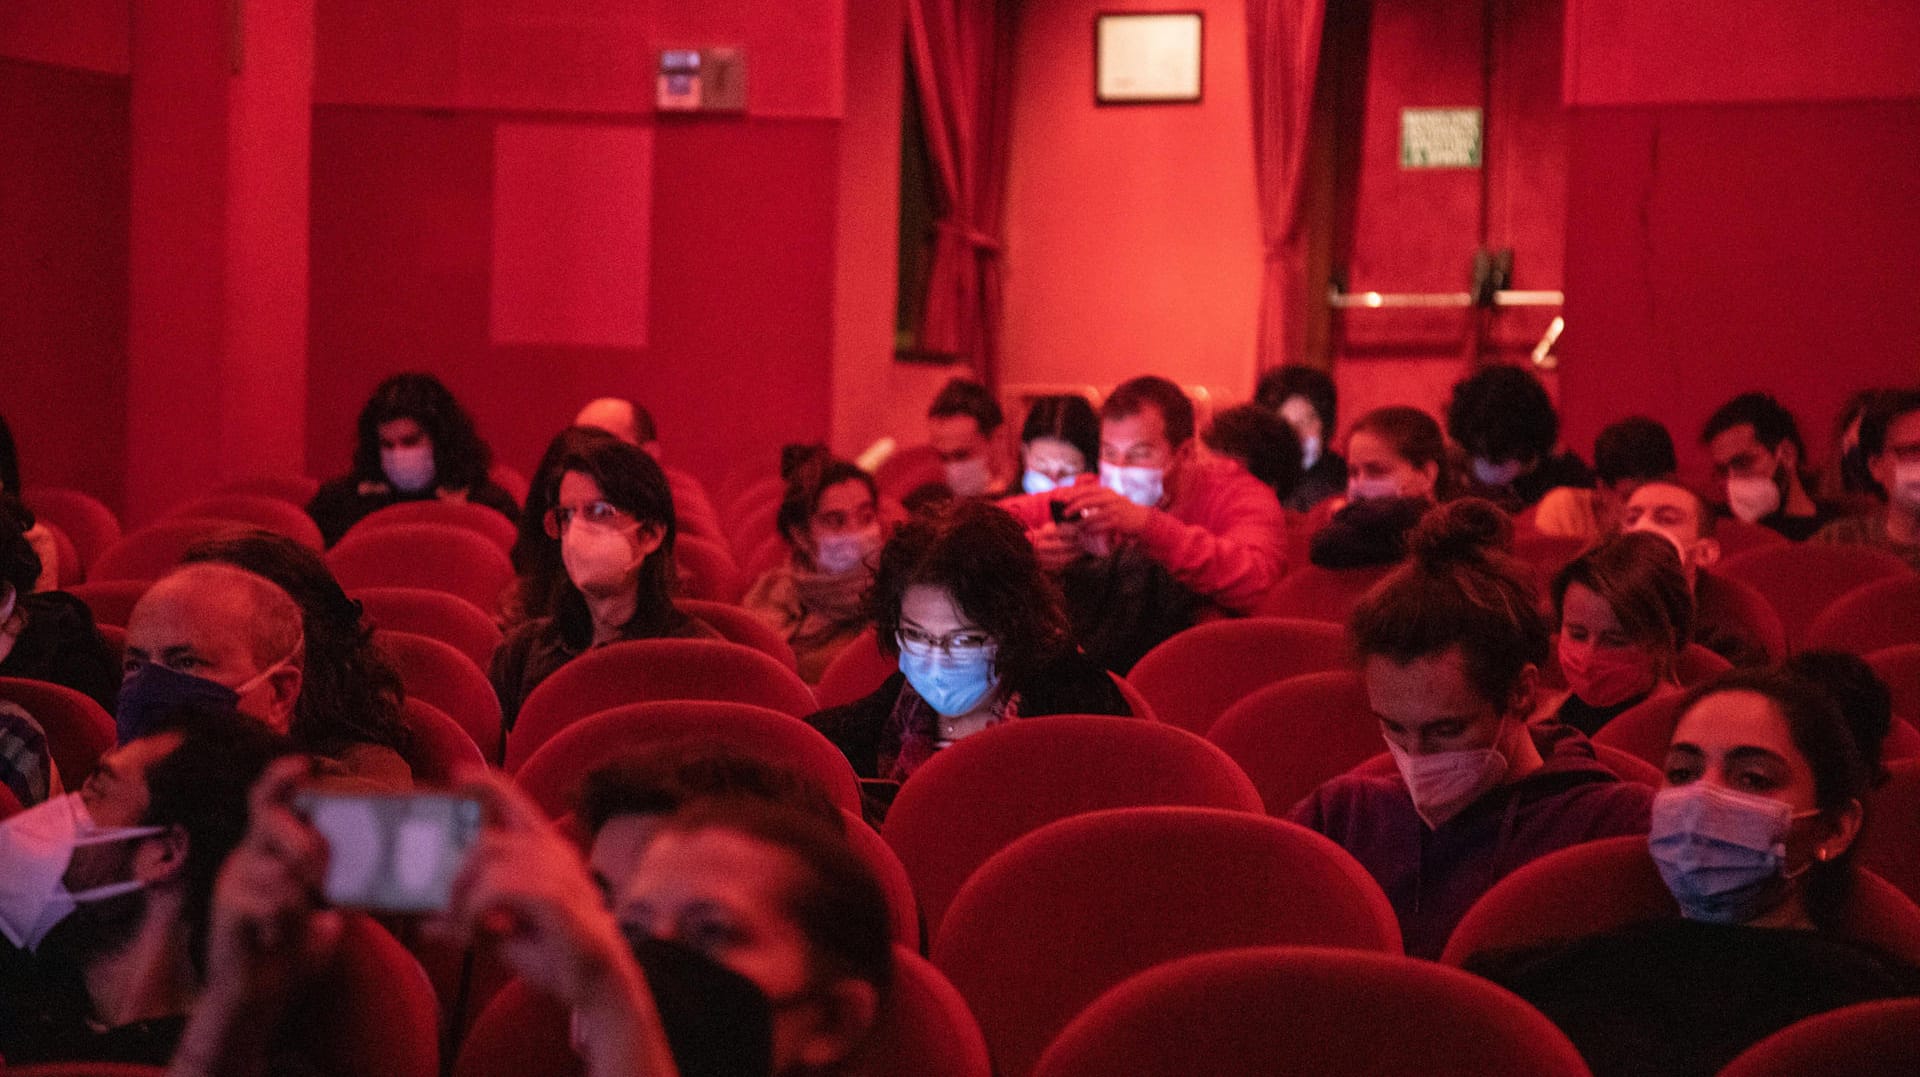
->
[576, 397, 660, 458]
[1446, 365, 1593, 509]
[926, 378, 1016, 499]
[119, 564, 305, 740]
[1533, 415, 1678, 540]
[1621, 480, 1780, 667]
[1700, 392, 1839, 540]
[1813, 389, 1920, 570]
[0, 706, 294, 1065]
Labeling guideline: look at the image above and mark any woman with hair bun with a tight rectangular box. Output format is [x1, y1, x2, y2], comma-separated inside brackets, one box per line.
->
[1289, 499, 1653, 958]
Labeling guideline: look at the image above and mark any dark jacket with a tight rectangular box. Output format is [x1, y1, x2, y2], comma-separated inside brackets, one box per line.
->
[0, 592, 120, 714]
[1285, 449, 1347, 513]
[489, 609, 718, 729]
[1307, 495, 1427, 569]
[306, 475, 520, 548]
[1289, 723, 1653, 959]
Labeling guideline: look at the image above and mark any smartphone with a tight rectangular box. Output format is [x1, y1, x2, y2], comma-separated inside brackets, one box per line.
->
[1048, 499, 1080, 525]
[294, 791, 483, 914]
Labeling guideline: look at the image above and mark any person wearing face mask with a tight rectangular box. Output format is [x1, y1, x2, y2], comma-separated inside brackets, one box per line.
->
[490, 438, 718, 729]
[1305, 406, 1448, 570]
[306, 372, 521, 548]
[1015, 394, 1100, 496]
[926, 377, 1018, 501]
[1445, 364, 1593, 511]
[1471, 669, 1920, 1077]
[807, 500, 1131, 784]
[1288, 500, 1652, 959]
[1813, 389, 1920, 569]
[1621, 480, 1783, 667]
[1255, 364, 1347, 512]
[1542, 532, 1692, 736]
[0, 495, 120, 714]
[743, 455, 888, 683]
[0, 704, 295, 1066]
[1699, 390, 1842, 541]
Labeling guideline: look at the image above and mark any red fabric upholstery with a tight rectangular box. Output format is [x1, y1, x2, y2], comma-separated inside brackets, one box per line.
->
[1591, 692, 1692, 767]
[1251, 563, 1393, 623]
[1859, 759, 1920, 907]
[843, 812, 922, 949]
[1718, 997, 1920, 1077]
[1718, 544, 1912, 648]
[676, 598, 798, 672]
[487, 462, 531, 505]
[674, 533, 743, 603]
[0, 678, 115, 789]
[1806, 575, 1920, 654]
[1674, 642, 1733, 686]
[38, 519, 83, 587]
[872, 446, 945, 503]
[1711, 518, 1790, 559]
[722, 475, 784, 525]
[165, 494, 325, 549]
[7, 1066, 170, 1077]
[664, 465, 723, 540]
[399, 696, 487, 783]
[739, 534, 789, 588]
[0, 781, 22, 819]
[814, 629, 895, 709]
[453, 976, 578, 1077]
[511, 700, 862, 814]
[1512, 532, 1588, 584]
[95, 623, 126, 670]
[351, 586, 504, 671]
[1867, 644, 1920, 724]
[883, 716, 1261, 936]
[210, 472, 321, 505]
[1439, 835, 1920, 968]
[375, 629, 505, 766]
[847, 947, 993, 1077]
[64, 579, 153, 628]
[90, 518, 252, 582]
[932, 807, 1400, 1077]
[509, 639, 816, 765]
[1104, 671, 1157, 722]
[1127, 618, 1351, 735]
[346, 499, 519, 553]
[1206, 670, 1383, 816]
[726, 498, 781, 563]
[21, 487, 122, 580]
[1033, 946, 1592, 1077]
[283, 915, 440, 1077]
[327, 523, 514, 615]
[1699, 568, 1789, 664]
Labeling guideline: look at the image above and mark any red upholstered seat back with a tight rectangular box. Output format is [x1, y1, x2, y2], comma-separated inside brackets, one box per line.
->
[166, 493, 325, 549]
[676, 598, 799, 671]
[0, 677, 116, 788]
[21, 487, 122, 580]
[1127, 618, 1351, 735]
[65, 579, 153, 629]
[327, 522, 514, 615]
[346, 499, 519, 552]
[352, 586, 504, 670]
[847, 947, 993, 1077]
[375, 629, 505, 765]
[1807, 575, 1920, 654]
[1252, 563, 1393, 623]
[1717, 998, 1920, 1077]
[1207, 669, 1383, 816]
[91, 518, 252, 582]
[814, 628, 896, 709]
[1719, 543, 1912, 648]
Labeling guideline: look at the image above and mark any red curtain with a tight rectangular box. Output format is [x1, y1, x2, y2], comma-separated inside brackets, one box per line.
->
[906, 0, 1017, 387]
[1247, 0, 1326, 371]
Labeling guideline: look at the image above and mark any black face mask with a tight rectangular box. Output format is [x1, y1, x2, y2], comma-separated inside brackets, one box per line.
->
[624, 933, 776, 1077]
[114, 664, 241, 743]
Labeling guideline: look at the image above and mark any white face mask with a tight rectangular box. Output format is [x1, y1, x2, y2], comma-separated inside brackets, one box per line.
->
[0, 793, 165, 952]
[813, 525, 882, 577]
[1725, 474, 1782, 523]
[563, 524, 643, 597]
[1100, 461, 1165, 508]
[1299, 435, 1322, 472]
[1472, 458, 1526, 488]
[1347, 476, 1402, 502]
[944, 457, 993, 498]
[1890, 461, 1920, 510]
[1384, 727, 1511, 829]
[381, 444, 437, 493]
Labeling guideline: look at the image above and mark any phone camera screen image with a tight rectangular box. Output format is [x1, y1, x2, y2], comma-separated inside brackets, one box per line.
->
[296, 792, 483, 914]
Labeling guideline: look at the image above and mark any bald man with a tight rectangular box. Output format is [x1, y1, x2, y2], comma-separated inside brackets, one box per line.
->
[118, 563, 305, 741]
[576, 397, 660, 458]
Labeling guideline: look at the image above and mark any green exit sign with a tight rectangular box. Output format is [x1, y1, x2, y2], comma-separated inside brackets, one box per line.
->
[1401, 108, 1483, 168]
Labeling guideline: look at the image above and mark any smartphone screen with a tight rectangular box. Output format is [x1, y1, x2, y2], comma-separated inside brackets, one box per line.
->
[295, 791, 483, 914]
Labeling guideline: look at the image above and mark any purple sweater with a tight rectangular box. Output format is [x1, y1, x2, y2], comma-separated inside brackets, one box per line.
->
[1289, 725, 1652, 959]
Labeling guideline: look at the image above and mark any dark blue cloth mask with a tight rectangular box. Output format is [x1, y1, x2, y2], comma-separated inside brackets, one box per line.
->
[114, 663, 241, 743]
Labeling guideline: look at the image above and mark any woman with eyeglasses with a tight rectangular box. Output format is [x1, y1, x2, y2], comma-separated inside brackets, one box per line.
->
[742, 451, 887, 684]
[806, 499, 1131, 783]
[490, 437, 717, 727]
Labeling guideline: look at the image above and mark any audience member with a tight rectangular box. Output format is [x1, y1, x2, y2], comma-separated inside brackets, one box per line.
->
[1812, 388, 1920, 568]
[1473, 668, 1919, 1077]
[491, 437, 715, 727]
[1256, 364, 1346, 512]
[1308, 405, 1448, 570]
[178, 531, 414, 787]
[0, 495, 120, 713]
[1700, 391, 1840, 540]
[507, 425, 627, 626]
[0, 415, 59, 591]
[1821, 388, 1894, 501]
[306, 372, 521, 547]
[576, 397, 661, 458]
[1621, 480, 1782, 667]
[1016, 394, 1099, 496]
[1201, 403, 1302, 505]
[742, 455, 884, 683]
[0, 705, 294, 1066]
[1533, 415, 1678, 540]
[808, 500, 1128, 781]
[1446, 364, 1593, 509]
[1542, 532, 1692, 736]
[1289, 500, 1651, 958]
[926, 378, 1016, 499]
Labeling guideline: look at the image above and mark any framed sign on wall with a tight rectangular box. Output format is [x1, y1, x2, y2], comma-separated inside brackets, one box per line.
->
[1095, 12, 1203, 105]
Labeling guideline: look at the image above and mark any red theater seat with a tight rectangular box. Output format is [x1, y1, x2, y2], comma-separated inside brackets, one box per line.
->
[64, 579, 153, 628]
[282, 915, 441, 1077]
[676, 598, 799, 671]
[1252, 563, 1392, 623]
[663, 464, 723, 539]
[873, 445, 945, 503]
[375, 629, 505, 766]
[1717, 998, 1920, 1077]
[1127, 618, 1351, 735]
[1718, 544, 1912, 648]
[398, 696, 487, 783]
[0, 678, 116, 788]
[91, 518, 252, 582]
[1711, 517, 1789, 559]
[882, 716, 1261, 935]
[726, 498, 782, 563]
[722, 474, 784, 525]
[1439, 835, 1920, 968]
[1867, 644, 1920, 723]
[674, 534, 743, 603]
[814, 629, 896, 709]
[211, 472, 321, 505]
[327, 523, 514, 615]
[848, 947, 993, 1077]
[1858, 759, 1920, 907]
[843, 813, 921, 949]
[346, 499, 519, 553]
[452, 978, 576, 1077]
[511, 700, 862, 815]
[1206, 670, 1388, 816]
[166, 493, 325, 549]
[1032, 947, 1593, 1077]
[1674, 641, 1733, 685]
[1806, 575, 1920, 654]
[487, 462, 531, 505]
[351, 586, 504, 670]
[0, 782, 22, 819]
[932, 807, 1399, 1077]
[38, 519, 83, 587]
[21, 487, 122, 580]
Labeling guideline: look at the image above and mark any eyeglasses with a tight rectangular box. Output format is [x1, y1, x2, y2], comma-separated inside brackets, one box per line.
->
[896, 625, 995, 658]
[543, 500, 635, 538]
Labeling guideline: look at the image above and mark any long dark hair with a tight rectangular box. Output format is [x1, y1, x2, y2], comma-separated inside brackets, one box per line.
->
[351, 373, 494, 491]
[512, 425, 624, 620]
[548, 437, 680, 644]
[776, 456, 877, 552]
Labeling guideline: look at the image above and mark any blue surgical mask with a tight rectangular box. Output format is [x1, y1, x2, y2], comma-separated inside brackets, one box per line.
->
[381, 444, 437, 493]
[1022, 469, 1060, 496]
[1648, 782, 1817, 924]
[1471, 457, 1526, 488]
[898, 647, 998, 718]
